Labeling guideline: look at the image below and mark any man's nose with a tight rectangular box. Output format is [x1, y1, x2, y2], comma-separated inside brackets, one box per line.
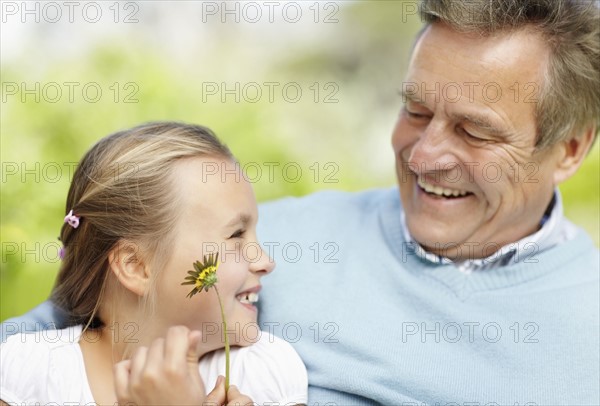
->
[407, 119, 457, 172]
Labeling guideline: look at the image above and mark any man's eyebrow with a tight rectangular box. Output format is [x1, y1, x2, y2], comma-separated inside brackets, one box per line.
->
[225, 213, 251, 228]
[398, 89, 426, 105]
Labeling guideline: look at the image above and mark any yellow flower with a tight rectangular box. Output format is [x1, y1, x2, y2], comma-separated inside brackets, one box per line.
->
[181, 253, 219, 298]
[181, 252, 231, 391]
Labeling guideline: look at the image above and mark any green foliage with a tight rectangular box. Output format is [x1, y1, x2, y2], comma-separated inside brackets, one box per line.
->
[1, 2, 598, 321]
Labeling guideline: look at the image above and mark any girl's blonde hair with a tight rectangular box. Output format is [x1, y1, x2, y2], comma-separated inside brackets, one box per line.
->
[51, 122, 233, 329]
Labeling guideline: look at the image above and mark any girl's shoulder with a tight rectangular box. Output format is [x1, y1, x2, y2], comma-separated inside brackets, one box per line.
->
[0, 325, 94, 404]
[200, 331, 308, 405]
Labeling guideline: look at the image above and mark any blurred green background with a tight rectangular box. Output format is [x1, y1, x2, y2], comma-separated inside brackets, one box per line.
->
[1, 1, 598, 321]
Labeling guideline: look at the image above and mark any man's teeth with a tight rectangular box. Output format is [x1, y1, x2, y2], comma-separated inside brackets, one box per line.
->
[417, 177, 469, 197]
[237, 292, 259, 304]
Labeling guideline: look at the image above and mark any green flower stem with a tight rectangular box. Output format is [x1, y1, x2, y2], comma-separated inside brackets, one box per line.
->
[214, 285, 230, 393]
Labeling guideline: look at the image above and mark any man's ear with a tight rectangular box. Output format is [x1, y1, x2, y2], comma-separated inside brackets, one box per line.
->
[553, 126, 597, 185]
[108, 240, 150, 297]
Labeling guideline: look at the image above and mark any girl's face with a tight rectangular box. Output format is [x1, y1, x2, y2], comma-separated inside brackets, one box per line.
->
[152, 157, 274, 351]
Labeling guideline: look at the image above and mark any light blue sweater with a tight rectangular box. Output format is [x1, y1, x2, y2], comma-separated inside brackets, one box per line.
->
[257, 188, 600, 405]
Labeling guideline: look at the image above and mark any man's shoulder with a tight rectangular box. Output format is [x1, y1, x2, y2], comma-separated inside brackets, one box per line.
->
[560, 226, 600, 271]
[1, 301, 68, 343]
[259, 187, 399, 220]
[258, 187, 400, 240]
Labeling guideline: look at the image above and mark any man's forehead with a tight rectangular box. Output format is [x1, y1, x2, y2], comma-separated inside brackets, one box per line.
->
[411, 23, 550, 76]
[404, 23, 549, 107]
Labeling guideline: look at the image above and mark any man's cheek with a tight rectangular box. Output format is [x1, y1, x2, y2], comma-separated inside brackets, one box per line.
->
[391, 120, 413, 147]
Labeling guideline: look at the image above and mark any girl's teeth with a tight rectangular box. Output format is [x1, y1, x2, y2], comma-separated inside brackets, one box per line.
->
[238, 292, 259, 304]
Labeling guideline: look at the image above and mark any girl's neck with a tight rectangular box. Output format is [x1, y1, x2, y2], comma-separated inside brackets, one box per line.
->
[78, 320, 164, 404]
[79, 318, 219, 403]
[79, 327, 119, 405]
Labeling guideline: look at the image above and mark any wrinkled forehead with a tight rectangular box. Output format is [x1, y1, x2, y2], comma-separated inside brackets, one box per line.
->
[409, 23, 550, 85]
[405, 24, 549, 117]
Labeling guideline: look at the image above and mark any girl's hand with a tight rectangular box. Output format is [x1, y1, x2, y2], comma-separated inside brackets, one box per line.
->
[114, 325, 223, 405]
[225, 385, 254, 406]
[202, 378, 254, 406]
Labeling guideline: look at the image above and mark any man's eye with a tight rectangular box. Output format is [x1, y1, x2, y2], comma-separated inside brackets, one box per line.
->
[463, 128, 477, 138]
[460, 127, 484, 141]
[404, 108, 430, 120]
[229, 229, 246, 239]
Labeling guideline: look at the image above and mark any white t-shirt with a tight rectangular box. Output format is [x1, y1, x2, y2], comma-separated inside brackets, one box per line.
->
[0, 325, 307, 405]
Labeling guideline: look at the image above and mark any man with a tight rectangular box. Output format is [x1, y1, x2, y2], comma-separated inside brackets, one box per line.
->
[3, 0, 599, 404]
[257, 0, 599, 404]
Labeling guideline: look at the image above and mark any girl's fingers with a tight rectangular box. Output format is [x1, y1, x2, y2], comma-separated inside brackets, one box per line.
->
[164, 325, 190, 370]
[113, 359, 132, 401]
[186, 329, 206, 391]
[145, 337, 166, 372]
[226, 385, 254, 406]
[139, 337, 166, 389]
[205, 375, 226, 405]
[186, 329, 203, 366]
[111, 329, 208, 405]
[128, 345, 148, 387]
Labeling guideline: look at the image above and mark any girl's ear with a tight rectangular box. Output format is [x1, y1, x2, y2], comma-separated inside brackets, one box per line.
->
[553, 126, 597, 185]
[108, 240, 150, 297]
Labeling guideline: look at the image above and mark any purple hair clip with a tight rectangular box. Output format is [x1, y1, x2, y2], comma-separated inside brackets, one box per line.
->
[64, 209, 80, 229]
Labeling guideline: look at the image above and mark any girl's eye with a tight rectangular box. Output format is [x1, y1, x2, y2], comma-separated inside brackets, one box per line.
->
[229, 229, 246, 239]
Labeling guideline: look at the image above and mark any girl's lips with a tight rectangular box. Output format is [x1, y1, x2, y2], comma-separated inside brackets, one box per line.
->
[236, 285, 262, 296]
[239, 301, 258, 312]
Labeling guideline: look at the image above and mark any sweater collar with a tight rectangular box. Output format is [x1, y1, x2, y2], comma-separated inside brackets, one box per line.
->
[381, 187, 594, 297]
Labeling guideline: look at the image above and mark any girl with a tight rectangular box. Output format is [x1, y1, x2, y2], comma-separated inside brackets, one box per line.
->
[0, 122, 307, 405]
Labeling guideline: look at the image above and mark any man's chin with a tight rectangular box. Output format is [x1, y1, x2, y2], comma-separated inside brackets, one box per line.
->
[408, 216, 466, 242]
[413, 230, 506, 261]
[409, 225, 476, 258]
[416, 235, 466, 251]
[419, 240, 465, 258]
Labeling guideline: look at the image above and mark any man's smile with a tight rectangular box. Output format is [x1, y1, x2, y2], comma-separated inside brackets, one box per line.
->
[416, 175, 472, 198]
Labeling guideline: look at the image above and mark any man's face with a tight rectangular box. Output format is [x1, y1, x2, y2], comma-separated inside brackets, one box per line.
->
[392, 23, 565, 260]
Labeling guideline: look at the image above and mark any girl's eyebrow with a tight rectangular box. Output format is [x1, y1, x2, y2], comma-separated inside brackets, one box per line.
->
[225, 213, 251, 228]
